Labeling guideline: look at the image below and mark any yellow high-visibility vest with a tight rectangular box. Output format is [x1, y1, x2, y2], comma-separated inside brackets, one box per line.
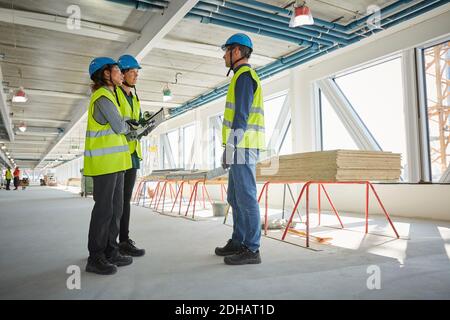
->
[116, 87, 142, 160]
[83, 87, 131, 176]
[222, 65, 265, 150]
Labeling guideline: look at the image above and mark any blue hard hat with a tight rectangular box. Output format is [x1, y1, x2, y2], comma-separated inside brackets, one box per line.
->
[118, 54, 141, 71]
[89, 57, 117, 79]
[221, 33, 253, 51]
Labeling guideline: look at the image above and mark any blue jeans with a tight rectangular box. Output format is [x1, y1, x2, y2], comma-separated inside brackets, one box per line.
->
[227, 148, 261, 252]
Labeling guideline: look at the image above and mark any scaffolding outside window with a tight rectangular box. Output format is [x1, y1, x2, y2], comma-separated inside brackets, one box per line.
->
[421, 41, 450, 182]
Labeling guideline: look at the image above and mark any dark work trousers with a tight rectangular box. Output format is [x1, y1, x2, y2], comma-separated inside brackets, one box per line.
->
[13, 177, 19, 189]
[88, 171, 124, 259]
[119, 168, 137, 243]
[6, 179, 11, 190]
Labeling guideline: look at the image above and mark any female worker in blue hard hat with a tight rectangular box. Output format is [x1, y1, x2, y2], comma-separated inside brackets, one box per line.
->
[84, 57, 141, 275]
[115, 54, 147, 258]
[215, 33, 265, 266]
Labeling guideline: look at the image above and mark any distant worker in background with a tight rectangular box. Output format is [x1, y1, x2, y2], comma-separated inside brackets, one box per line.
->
[116, 54, 149, 257]
[13, 167, 20, 190]
[215, 33, 265, 265]
[5, 167, 12, 190]
[84, 57, 141, 275]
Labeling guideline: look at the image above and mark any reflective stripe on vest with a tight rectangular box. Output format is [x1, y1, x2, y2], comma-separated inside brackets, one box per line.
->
[116, 87, 142, 160]
[83, 87, 131, 176]
[84, 145, 130, 157]
[222, 66, 265, 150]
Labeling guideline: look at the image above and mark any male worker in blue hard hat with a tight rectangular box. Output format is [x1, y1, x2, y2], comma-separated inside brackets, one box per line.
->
[116, 54, 148, 257]
[215, 33, 265, 265]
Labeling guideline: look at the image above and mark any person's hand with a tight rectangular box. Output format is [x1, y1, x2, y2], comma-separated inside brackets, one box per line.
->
[137, 126, 152, 140]
[126, 130, 138, 141]
[221, 144, 234, 169]
[126, 119, 140, 130]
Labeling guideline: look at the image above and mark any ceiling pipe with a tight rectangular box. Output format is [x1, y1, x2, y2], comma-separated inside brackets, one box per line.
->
[231, 0, 417, 35]
[228, 0, 349, 33]
[348, 0, 444, 43]
[261, 45, 340, 79]
[185, 13, 320, 47]
[169, 44, 338, 116]
[170, 0, 447, 117]
[204, 0, 351, 38]
[194, 2, 347, 45]
[190, 8, 335, 46]
[344, 0, 416, 31]
[139, 0, 170, 7]
[107, 0, 167, 11]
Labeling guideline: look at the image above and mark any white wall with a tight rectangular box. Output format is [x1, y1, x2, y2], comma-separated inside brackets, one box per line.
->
[55, 157, 83, 185]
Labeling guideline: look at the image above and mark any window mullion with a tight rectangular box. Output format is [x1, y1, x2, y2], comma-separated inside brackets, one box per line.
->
[401, 49, 422, 182]
[267, 94, 290, 155]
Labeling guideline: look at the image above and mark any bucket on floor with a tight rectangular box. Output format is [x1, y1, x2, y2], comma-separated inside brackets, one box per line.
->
[212, 201, 228, 217]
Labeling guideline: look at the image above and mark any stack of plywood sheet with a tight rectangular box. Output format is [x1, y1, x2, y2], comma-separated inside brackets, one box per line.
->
[256, 150, 401, 182]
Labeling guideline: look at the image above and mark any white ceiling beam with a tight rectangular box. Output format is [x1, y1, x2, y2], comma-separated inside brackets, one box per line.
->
[157, 38, 276, 65]
[0, 5, 274, 67]
[0, 67, 14, 142]
[0, 150, 13, 167]
[12, 117, 71, 124]
[126, 0, 199, 61]
[14, 126, 62, 134]
[140, 100, 180, 109]
[5, 140, 50, 145]
[24, 89, 88, 100]
[16, 88, 178, 109]
[0, 7, 139, 42]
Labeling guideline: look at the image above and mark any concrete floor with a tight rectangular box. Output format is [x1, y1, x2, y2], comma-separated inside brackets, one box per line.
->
[0, 186, 449, 300]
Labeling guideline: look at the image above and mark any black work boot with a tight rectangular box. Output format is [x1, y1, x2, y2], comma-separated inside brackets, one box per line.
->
[86, 256, 117, 275]
[215, 239, 243, 256]
[106, 253, 133, 267]
[119, 239, 145, 257]
[224, 247, 261, 265]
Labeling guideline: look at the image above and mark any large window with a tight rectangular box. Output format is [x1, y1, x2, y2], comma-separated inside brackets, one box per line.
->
[319, 57, 409, 180]
[334, 57, 408, 177]
[183, 124, 196, 170]
[210, 114, 223, 169]
[320, 90, 358, 150]
[279, 121, 293, 155]
[264, 93, 288, 147]
[420, 41, 449, 182]
[167, 129, 180, 168]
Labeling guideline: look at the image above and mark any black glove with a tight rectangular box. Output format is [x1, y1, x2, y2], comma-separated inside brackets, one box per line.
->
[126, 130, 138, 141]
[126, 119, 140, 130]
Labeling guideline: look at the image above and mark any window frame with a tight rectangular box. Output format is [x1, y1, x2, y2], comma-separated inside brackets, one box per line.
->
[416, 35, 450, 183]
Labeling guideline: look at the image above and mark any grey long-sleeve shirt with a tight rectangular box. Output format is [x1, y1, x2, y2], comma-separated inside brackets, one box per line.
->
[93, 91, 130, 135]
